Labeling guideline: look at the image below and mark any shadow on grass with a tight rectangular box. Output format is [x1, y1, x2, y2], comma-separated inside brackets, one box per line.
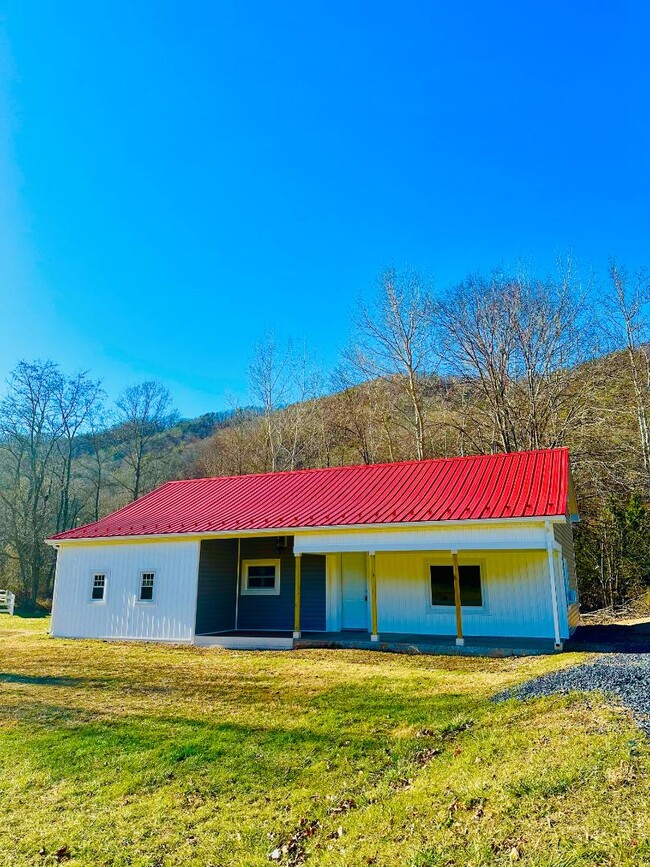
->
[0, 673, 81, 687]
[567, 621, 650, 653]
[310, 680, 480, 729]
[0, 672, 171, 691]
[0, 677, 490, 793]
[8, 608, 50, 620]
[0, 700, 386, 797]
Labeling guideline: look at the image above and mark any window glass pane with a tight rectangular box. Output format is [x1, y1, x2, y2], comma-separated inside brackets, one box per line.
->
[248, 565, 276, 577]
[430, 565, 455, 605]
[459, 565, 482, 606]
[246, 563, 277, 591]
[430, 564, 482, 607]
[140, 573, 154, 600]
[92, 574, 105, 600]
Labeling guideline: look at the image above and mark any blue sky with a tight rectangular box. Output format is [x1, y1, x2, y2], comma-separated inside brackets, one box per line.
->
[1, 1, 649, 417]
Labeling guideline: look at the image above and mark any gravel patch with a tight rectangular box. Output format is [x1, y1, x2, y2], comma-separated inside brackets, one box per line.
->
[495, 653, 650, 736]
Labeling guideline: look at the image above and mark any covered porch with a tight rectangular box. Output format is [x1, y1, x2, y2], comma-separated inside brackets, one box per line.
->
[193, 535, 328, 645]
[193, 521, 568, 654]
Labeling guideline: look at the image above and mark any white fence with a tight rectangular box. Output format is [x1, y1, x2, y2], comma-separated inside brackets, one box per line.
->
[0, 590, 15, 615]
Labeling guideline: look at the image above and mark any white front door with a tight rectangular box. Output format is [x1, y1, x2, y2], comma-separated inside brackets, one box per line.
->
[341, 552, 368, 630]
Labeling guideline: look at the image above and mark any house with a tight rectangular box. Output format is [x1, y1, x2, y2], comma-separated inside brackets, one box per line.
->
[47, 448, 580, 655]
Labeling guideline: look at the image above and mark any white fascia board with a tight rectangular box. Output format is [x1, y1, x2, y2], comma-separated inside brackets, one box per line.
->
[46, 515, 567, 547]
[295, 540, 549, 554]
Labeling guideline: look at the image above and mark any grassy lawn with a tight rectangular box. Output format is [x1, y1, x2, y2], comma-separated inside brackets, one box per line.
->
[0, 617, 649, 867]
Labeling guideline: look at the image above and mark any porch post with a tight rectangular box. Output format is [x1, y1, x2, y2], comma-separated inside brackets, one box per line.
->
[545, 521, 563, 650]
[293, 553, 302, 639]
[452, 550, 464, 646]
[369, 551, 379, 642]
[234, 538, 241, 631]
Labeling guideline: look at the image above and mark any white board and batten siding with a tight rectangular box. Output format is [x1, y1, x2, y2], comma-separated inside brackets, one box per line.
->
[50, 541, 200, 642]
[294, 521, 549, 555]
[374, 549, 557, 638]
[312, 521, 573, 641]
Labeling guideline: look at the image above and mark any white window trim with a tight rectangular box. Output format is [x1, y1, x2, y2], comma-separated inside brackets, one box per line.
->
[241, 559, 281, 596]
[424, 556, 489, 614]
[89, 571, 107, 605]
[136, 570, 156, 604]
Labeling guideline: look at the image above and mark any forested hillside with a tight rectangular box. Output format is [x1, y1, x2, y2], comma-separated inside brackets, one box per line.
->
[2, 262, 650, 613]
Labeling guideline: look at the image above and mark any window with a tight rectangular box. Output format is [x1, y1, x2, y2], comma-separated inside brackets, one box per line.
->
[562, 557, 577, 605]
[241, 559, 281, 595]
[430, 564, 483, 607]
[139, 571, 155, 601]
[91, 573, 106, 602]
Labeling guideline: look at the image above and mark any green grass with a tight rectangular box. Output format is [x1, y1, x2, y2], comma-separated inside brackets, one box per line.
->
[0, 617, 649, 867]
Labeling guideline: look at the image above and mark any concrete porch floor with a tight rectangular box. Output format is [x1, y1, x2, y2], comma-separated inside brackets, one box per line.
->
[195, 630, 559, 656]
[194, 631, 294, 649]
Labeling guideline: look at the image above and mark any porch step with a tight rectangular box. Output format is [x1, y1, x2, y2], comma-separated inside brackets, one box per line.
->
[194, 632, 558, 656]
[194, 634, 293, 650]
[295, 634, 558, 657]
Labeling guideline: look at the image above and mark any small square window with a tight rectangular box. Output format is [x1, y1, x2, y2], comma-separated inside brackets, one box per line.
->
[241, 560, 280, 595]
[91, 573, 106, 601]
[140, 572, 155, 601]
[430, 564, 482, 607]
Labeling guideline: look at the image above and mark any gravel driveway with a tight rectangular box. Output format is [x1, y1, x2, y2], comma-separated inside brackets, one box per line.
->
[496, 653, 650, 736]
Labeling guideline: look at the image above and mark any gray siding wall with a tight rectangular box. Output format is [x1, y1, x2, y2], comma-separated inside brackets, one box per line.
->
[554, 519, 577, 589]
[195, 539, 238, 634]
[196, 536, 326, 633]
[300, 553, 326, 631]
[238, 537, 298, 630]
[554, 516, 580, 632]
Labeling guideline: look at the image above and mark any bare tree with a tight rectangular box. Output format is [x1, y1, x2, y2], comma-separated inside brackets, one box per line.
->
[81, 410, 115, 522]
[434, 265, 594, 453]
[601, 261, 650, 480]
[196, 395, 267, 478]
[310, 392, 338, 468]
[114, 381, 178, 501]
[248, 333, 294, 472]
[0, 361, 65, 607]
[330, 364, 396, 464]
[55, 371, 103, 533]
[347, 269, 434, 460]
[283, 344, 322, 470]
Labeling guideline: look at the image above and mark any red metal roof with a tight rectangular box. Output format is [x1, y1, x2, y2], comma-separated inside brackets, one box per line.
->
[51, 449, 571, 541]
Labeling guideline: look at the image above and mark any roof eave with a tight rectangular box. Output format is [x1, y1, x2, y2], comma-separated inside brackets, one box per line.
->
[46, 514, 570, 546]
